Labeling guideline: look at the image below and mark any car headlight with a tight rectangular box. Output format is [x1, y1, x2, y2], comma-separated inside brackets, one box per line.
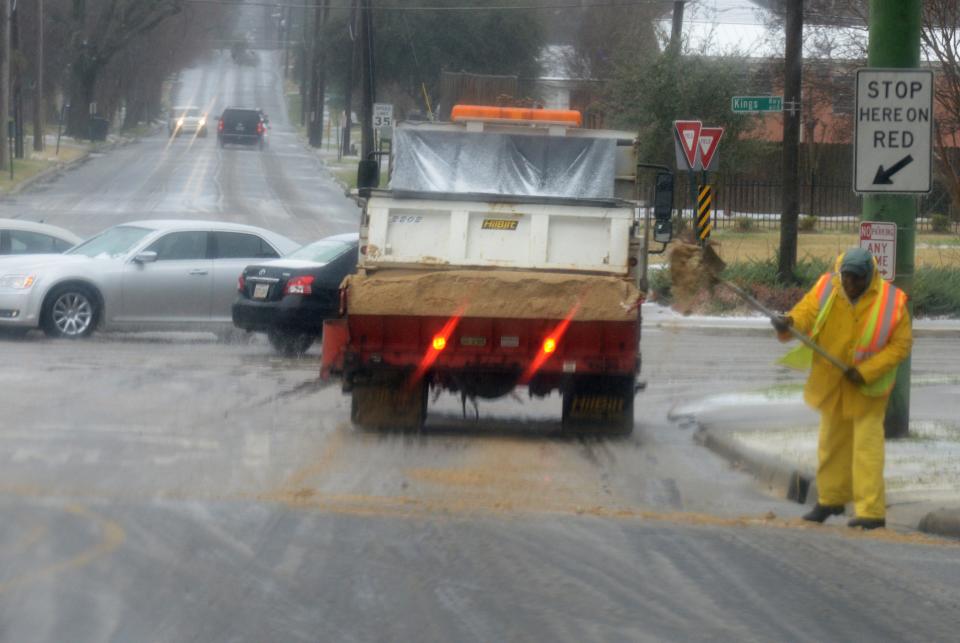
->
[177, 118, 184, 127]
[198, 117, 206, 127]
[0, 274, 36, 289]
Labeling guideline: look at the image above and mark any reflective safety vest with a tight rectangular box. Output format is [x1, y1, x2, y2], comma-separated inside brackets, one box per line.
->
[779, 272, 908, 396]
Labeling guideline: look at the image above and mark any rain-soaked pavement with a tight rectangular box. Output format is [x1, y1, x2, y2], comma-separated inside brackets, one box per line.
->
[0, 48, 358, 243]
[3, 40, 960, 643]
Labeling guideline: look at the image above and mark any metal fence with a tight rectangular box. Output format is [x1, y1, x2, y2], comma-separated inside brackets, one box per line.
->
[671, 173, 959, 233]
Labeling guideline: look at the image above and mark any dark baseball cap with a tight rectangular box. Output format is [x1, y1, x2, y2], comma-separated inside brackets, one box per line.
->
[840, 247, 874, 278]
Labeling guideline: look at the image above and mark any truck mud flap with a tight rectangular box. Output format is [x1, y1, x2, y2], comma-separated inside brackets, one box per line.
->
[350, 382, 427, 431]
[561, 376, 635, 436]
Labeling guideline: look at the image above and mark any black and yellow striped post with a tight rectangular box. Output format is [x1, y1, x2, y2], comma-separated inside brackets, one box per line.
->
[697, 184, 713, 243]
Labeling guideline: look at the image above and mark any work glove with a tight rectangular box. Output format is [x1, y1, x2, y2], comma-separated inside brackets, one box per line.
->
[770, 314, 793, 333]
[844, 367, 866, 386]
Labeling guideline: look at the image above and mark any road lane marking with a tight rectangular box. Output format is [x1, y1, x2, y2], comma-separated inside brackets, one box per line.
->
[0, 504, 125, 595]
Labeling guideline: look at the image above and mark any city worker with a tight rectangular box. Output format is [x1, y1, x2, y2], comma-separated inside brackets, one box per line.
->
[772, 247, 912, 530]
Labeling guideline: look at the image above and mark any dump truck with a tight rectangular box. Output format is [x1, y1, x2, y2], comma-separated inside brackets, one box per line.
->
[321, 105, 675, 434]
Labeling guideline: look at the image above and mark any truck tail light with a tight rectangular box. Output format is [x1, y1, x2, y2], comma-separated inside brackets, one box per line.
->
[284, 275, 314, 295]
[407, 308, 466, 390]
[218, 118, 224, 133]
[237, 273, 246, 292]
[257, 121, 265, 135]
[520, 304, 580, 384]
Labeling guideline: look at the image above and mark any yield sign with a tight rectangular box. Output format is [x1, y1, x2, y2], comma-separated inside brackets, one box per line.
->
[675, 121, 701, 169]
[697, 127, 724, 169]
[674, 120, 724, 171]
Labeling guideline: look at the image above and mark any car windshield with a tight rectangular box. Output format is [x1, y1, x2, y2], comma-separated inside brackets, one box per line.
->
[66, 226, 153, 258]
[287, 240, 353, 263]
[175, 108, 201, 117]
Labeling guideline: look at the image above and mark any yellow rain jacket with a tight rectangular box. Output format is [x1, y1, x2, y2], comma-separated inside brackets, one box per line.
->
[779, 257, 912, 419]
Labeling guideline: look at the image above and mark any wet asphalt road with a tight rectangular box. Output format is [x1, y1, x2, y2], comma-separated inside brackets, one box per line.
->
[0, 49, 358, 243]
[2, 50, 960, 643]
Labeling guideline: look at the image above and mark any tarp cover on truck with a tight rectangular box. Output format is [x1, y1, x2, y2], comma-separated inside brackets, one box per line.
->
[389, 128, 616, 199]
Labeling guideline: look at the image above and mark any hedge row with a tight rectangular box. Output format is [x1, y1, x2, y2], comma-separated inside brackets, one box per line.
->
[649, 258, 960, 318]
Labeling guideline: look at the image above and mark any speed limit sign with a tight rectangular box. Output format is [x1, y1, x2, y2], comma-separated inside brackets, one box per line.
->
[373, 103, 393, 129]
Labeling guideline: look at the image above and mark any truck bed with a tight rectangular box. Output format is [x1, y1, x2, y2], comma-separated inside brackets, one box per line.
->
[344, 269, 642, 322]
[361, 191, 636, 275]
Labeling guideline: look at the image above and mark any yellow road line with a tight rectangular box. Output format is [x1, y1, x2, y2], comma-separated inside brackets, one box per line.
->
[0, 504, 125, 595]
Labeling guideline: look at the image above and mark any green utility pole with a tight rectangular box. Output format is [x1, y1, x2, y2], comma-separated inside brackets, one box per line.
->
[864, 0, 922, 439]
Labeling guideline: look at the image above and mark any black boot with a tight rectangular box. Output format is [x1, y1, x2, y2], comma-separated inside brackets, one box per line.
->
[802, 503, 845, 523]
[848, 517, 885, 530]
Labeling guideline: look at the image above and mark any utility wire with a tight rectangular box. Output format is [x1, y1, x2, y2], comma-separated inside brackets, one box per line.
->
[183, 0, 675, 10]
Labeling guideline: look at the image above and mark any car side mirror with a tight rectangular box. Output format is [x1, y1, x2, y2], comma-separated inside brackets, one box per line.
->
[653, 172, 674, 244]
[134, 251, 158, 264]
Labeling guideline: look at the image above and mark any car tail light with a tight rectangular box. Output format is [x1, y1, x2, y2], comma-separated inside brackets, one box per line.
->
[284, 275, 314, 295]
[256, 121, 265, 135]
[237, 273, 246, 292]
[218, 118, 224, 132]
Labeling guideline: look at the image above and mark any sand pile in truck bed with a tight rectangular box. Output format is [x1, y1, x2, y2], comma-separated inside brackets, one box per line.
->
[344, 270, 642, 321]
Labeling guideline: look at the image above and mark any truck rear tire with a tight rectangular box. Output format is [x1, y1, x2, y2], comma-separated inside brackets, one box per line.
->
[562, 375, 635, 436]
[350, 381, 427, 432]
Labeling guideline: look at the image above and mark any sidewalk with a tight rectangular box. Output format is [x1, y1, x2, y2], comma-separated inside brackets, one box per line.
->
[642, 301, 960, 336]
[660, 303, 960, 540]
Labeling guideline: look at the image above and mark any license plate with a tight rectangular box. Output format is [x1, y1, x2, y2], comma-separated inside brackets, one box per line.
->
[253, 283, 269, 299]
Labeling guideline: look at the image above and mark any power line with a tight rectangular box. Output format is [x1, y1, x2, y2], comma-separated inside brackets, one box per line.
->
[183, 0, 675, 10]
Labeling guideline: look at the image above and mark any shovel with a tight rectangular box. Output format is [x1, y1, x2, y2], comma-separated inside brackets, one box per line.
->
[699, 243, 850, 373]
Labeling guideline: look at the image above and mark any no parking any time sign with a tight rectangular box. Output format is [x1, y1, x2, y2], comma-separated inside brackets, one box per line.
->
[860, 221, 897, 281]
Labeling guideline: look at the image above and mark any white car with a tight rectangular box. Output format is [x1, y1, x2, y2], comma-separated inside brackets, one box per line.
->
[0, 219, 82, 255]
[0, 220, 299, 338]
[168, 106, 208, 137]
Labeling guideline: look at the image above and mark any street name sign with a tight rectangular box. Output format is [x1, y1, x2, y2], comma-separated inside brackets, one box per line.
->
[854, 69, 933, 194]
[731, 96, 783, 113]
[860, 221, 897, 281]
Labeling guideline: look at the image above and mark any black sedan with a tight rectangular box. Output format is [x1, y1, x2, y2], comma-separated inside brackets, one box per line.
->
[233, 233, 358, 355]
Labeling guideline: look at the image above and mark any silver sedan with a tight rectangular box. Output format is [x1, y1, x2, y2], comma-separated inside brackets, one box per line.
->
[0, 220, 298, 338]
[0, 219, 82, 255]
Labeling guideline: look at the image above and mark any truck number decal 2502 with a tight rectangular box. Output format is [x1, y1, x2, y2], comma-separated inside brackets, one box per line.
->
[481, 219, 519, 230]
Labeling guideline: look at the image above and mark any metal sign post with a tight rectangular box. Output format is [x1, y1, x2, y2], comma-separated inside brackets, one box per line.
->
[7, 120, 13, 180]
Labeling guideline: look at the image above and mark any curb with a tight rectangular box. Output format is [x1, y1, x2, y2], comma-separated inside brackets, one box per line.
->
[648, 320, 960, 338]
[918, 509, 960, 540]
[694, 425, 816, 505]
[7, 160, 77, 195]
[7, 127, 157, 197]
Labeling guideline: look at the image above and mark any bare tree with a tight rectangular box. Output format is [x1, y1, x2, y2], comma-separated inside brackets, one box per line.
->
[922, 0, 960, 216]
[62, 0, 183, 135]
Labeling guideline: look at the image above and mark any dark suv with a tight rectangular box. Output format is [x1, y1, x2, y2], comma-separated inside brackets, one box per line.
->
[217, 107, 268, 149]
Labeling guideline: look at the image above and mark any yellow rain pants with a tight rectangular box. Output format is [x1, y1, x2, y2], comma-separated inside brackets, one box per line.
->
[815, 389, 887, 519]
